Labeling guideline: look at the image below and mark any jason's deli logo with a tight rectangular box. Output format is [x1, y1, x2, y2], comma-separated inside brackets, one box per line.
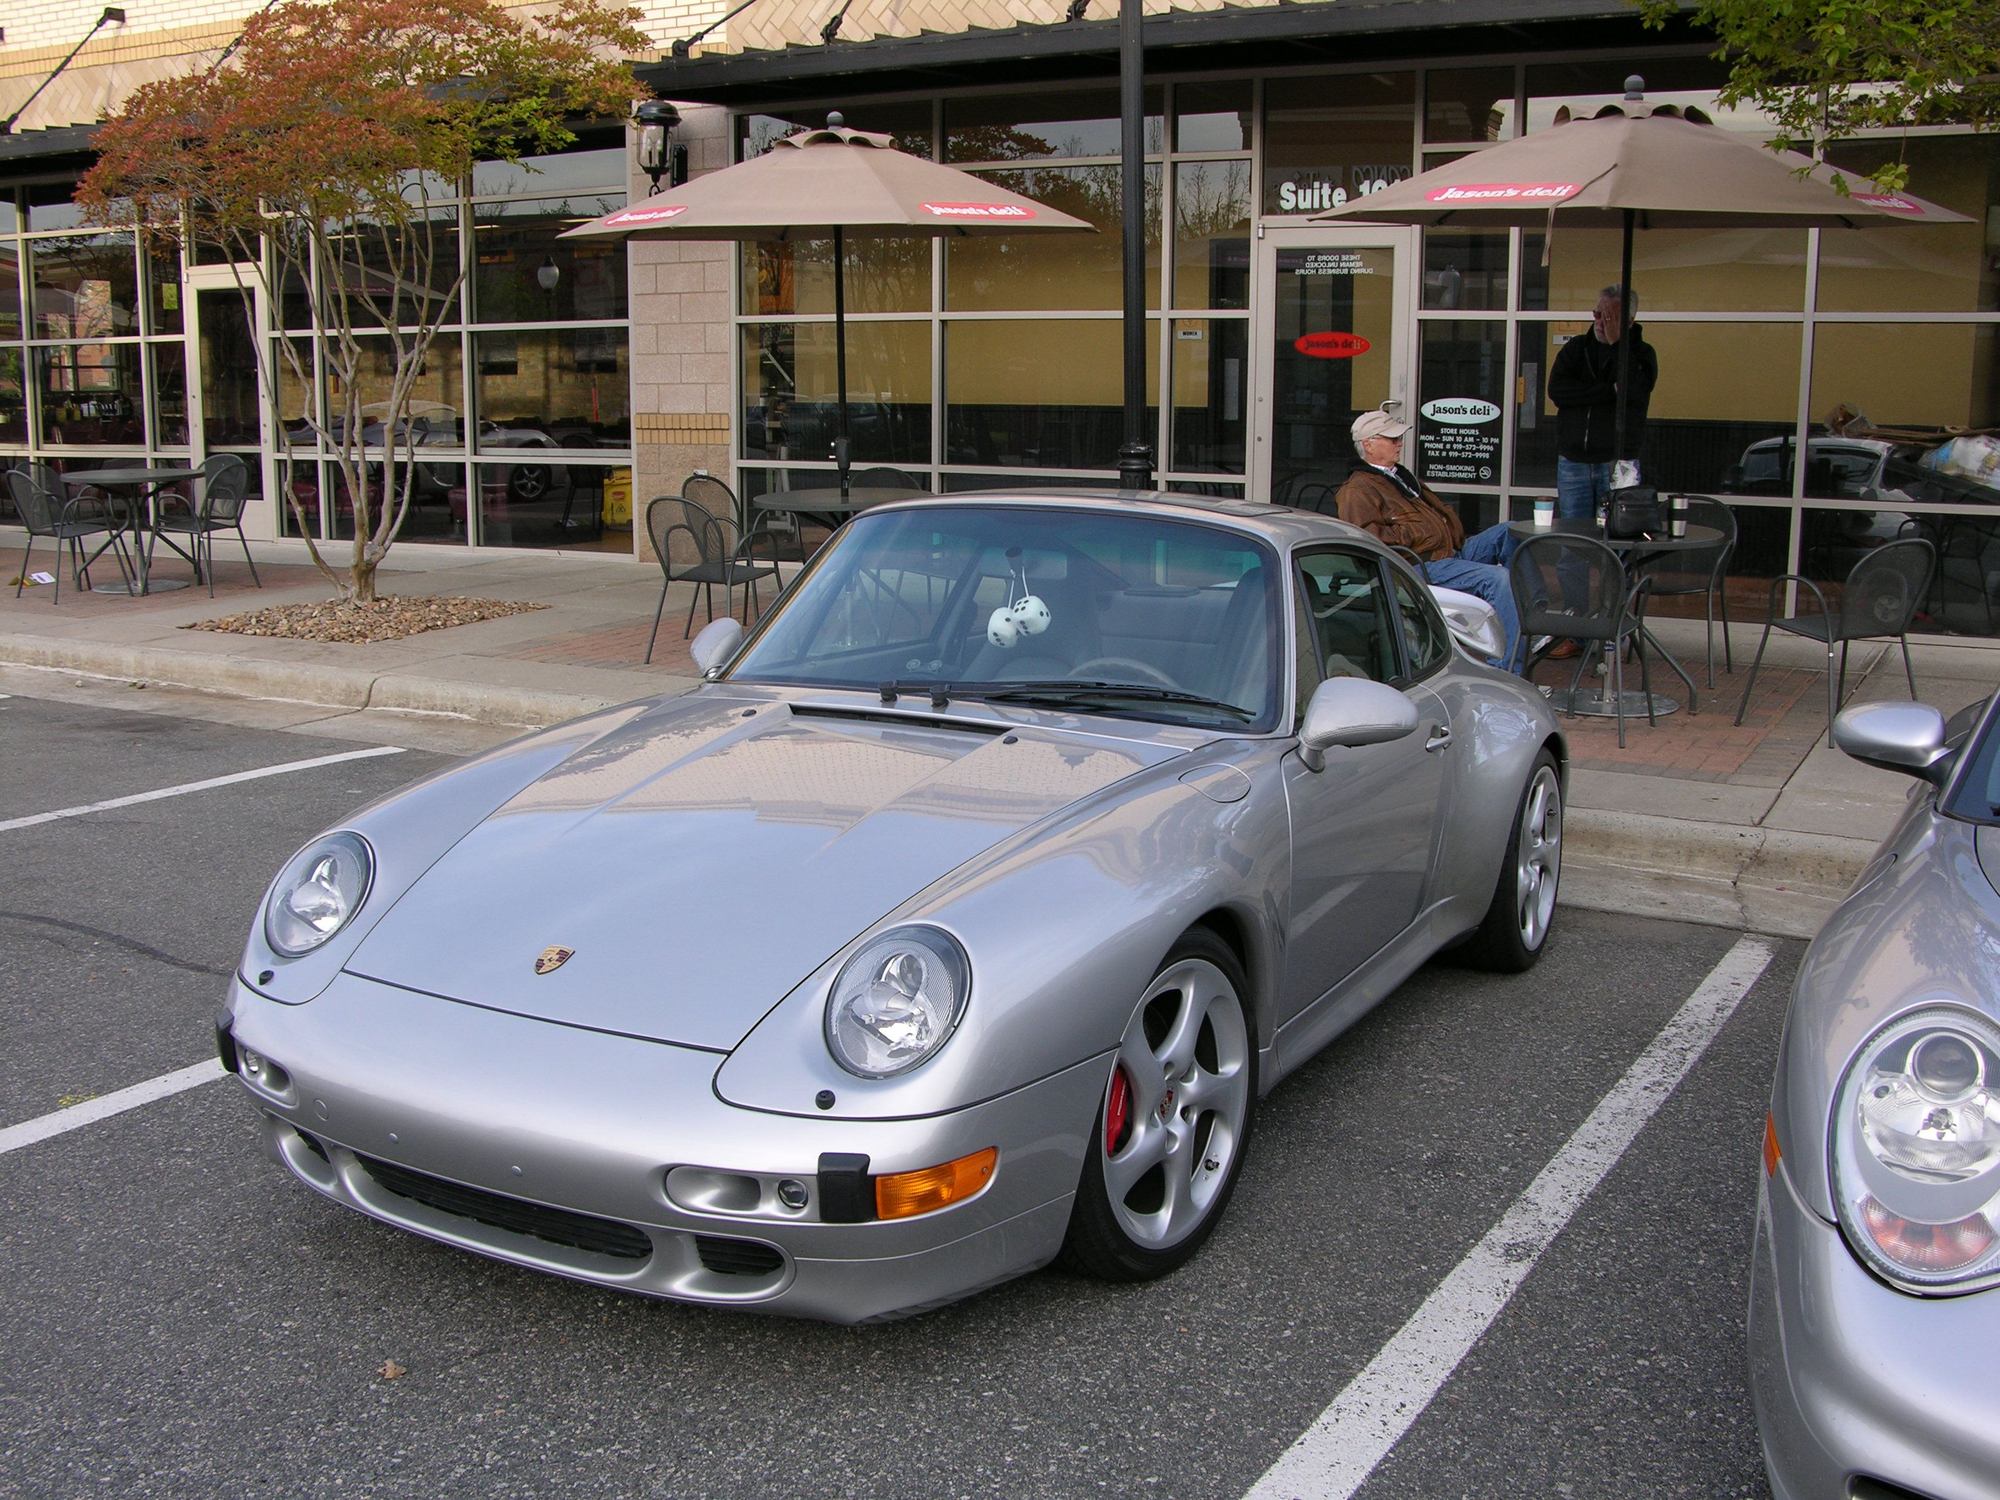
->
[1851, 192, 1925, 217]
[1425, 182, 1579, 204]
[1420, 398, 1501, 425]
[603, 204, 690, 226]
[922, 202, 1035, 220]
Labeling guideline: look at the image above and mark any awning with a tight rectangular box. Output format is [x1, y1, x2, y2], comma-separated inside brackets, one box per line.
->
[0, 122, 101, 171]
[634, 0, 1668, 107]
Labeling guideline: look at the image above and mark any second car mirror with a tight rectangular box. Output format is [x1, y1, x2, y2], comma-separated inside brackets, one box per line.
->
[1298, 678, 1419, 771]
[1832, 700, 1953, 785]
[690, 617, 746, 678]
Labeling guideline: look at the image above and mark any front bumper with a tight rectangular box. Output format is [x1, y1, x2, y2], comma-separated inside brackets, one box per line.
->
[223, 974, 1099, 1323]
[1748, 1159, 2000, 1500]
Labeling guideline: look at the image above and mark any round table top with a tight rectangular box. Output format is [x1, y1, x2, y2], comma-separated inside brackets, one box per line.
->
[1507, 516, 1723, 551]
[60, 466, 202, 487]
[753, 486, 931, 515]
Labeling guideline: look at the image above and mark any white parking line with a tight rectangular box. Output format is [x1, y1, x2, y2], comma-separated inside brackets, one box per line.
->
[1245, 934, 1776, 1500]
[0, 1059, 226, 1157]
[0, 745, 404, 833]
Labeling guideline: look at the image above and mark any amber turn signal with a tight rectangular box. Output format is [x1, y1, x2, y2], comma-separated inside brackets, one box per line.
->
[874, 1147, 998, 1220]
[1762, 1113, 1782, 1177]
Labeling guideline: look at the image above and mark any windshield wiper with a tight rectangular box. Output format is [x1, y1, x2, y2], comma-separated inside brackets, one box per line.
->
[879, 679, 952, 708]
[963, 679, 1255, 723]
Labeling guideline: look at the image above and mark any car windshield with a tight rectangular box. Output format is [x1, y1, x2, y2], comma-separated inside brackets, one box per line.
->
[728, 503, 1280, 730]
[1939, 695, 2000, 826]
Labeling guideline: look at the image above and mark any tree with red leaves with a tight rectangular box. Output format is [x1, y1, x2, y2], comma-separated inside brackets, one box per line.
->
[79, 0, 649, 603]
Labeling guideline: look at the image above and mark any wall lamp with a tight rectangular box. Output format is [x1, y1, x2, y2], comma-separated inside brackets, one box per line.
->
[634, 100, 687, 197]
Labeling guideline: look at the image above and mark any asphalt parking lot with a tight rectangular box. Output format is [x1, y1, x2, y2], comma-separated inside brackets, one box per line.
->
[0, 679, 1792, 1499]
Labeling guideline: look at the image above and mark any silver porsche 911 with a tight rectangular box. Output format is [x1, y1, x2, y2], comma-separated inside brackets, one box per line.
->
[1750, 692, 2000, 1498]
[218, 491, 1565, 1321]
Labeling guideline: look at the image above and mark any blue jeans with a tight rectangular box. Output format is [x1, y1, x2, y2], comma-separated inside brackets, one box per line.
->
[1557, 458, 1612, 521]
[1421, 524, 1522, 673]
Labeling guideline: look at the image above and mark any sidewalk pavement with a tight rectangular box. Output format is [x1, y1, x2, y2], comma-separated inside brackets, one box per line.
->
[4, 533, 1992, 940]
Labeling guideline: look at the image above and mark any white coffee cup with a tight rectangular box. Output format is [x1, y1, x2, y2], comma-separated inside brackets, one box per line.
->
[1532, 498, 1555, 528]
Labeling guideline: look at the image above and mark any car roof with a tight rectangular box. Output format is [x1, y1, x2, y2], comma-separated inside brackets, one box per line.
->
[866, 488, 1380, 552]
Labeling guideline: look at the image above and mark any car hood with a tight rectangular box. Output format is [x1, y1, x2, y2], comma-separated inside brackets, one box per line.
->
[346, 693, 1177, 1050]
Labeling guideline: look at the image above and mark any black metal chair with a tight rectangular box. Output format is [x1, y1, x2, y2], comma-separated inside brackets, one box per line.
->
[150, 454, 262, 596]
[1509, 531, 1658, 749]
[852, 465, 924, 491]
[7, 466, 133, 602]
[1631, 495, 1737, 687]
[1733, 536, 1936, 742]
[644, 487, 778, 662]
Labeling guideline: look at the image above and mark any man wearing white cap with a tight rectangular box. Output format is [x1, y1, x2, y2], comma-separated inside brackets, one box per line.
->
[1334, 408, 1523, 670]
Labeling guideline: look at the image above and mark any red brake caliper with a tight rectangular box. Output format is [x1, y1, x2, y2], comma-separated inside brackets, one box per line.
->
[1105, 1065, 1131, 1156]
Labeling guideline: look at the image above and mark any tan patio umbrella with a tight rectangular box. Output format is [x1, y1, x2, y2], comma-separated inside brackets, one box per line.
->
[1315, 76, 1969, 461]
[563, 114, 1095, 496]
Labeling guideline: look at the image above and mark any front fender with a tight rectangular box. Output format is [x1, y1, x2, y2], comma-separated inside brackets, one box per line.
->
[715, 748, 1291, 1122]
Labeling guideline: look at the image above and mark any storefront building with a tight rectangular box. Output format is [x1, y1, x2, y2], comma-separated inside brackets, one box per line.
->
[3, 3, 1996, 636]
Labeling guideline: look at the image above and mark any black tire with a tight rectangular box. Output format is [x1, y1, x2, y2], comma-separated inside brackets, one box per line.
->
[508, 463, 551, 501]
[1460, 750, 1563, 973]
[1060, 929, 1257, 1281]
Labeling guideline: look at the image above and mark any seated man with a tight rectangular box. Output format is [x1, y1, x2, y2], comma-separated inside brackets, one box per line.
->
[1333, 409, 1526, 671]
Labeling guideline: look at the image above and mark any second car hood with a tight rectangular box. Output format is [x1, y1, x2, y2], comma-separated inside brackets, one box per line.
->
[346, 694, 1174, 1050]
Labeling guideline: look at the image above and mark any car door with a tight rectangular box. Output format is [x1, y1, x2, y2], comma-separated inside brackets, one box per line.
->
[1279, 547, 1450, 1018]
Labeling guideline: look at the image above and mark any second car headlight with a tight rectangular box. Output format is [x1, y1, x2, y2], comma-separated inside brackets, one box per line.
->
[825, 927, 970, 1078]
[264, 832, 375, 958]
[1832, 1005, 2000, 1291]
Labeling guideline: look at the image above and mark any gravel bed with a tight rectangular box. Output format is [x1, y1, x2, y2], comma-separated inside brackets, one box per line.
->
[182, 595, 546, 644]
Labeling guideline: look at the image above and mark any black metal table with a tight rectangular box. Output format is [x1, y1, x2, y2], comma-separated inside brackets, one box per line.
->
[1508, 517, 1722, 719]
[61, 466, 203, 596]
[752, 485, 930, 533]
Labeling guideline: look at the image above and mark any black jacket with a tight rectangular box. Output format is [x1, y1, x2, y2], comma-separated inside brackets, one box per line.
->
[1549, 324, 1657, 464]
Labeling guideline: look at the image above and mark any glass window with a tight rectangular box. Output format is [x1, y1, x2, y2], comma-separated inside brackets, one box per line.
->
[1817, 135, 2000, 313]
[475, 196, 624, 324]
[1519, 58, 1739, 136]
[1516, 321, 1802, 493]
[323, 208, 462, 328]
[0, 346, 26, 444]
[341, 336, 467, 439]
[1263, 72, 1416, 215]
[1267, 242, 1400, 492]
[945, 164, 1161, 312]
[474, 326, 627, 444]
[1391, 566, 1453, 676]
[1809, 323, 1998, 470]
[471, 135, 625, 198]
[1173, 161, 1250, 310]
[275, 338, 317, 450]
[0, 193, 18, 234]
[145, 248, 183, 336]
[1172, 319, 1248, 474]
[741, 104, 934, 160]
[0, 243, 20, 337]
[740, 236, 930, 317]
[30, 234, 138, 339]
[1174, 81, 1253, 152]
[741, 321, 930, 466]
[945, 88, 1162, 163]
[472, 458, 616, 548]
[25, 183, 92, 232]
[1423, 228, 1509, 310]
[945, 318, 1157, 470]
[1297, 549, 1397, 682]
[1426, 67, 1515, 144]
[1521, 226, 1807, 312]
[149, 341, 188, 448]
[34, 343, 143, 447]
[1417, 321, 1507, 488]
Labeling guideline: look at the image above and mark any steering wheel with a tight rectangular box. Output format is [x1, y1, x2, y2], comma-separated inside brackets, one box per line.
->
[1069, 656, 1182, 690]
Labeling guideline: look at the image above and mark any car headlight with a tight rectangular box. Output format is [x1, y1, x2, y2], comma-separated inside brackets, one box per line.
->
[264, 832, 375, 958]
[824, 927, 970, 1079]
[1832, 1005, 2000, 1291]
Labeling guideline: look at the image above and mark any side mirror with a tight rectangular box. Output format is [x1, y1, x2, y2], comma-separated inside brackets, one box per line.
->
[689, 617, 745, 678]
[1832, 701, 1953, 785]
[1427, 585, 1507, 662]
[1298, 677, 1419, 771]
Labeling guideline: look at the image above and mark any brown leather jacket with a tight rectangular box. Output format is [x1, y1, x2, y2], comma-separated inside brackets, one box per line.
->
[1333, 466, 1466, 562]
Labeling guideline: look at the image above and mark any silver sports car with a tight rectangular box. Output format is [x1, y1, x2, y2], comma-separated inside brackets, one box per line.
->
[1750, 692, 2000, 1498]
[219, 491, 1565, 1321]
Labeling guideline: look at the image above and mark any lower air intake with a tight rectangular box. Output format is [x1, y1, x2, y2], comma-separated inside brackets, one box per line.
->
[358, 1154, 652, 1261]
[694, 1235, 785, 1277]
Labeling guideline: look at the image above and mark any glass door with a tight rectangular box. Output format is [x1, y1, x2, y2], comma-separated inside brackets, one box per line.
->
[185, 281, 272, 522]
[1252, 227, 1413, 506]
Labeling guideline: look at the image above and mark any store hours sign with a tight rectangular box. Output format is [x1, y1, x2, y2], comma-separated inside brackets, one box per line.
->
[1417, 397, 1501, 483]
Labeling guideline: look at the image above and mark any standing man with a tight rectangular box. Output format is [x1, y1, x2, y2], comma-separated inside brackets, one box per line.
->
[1334, 409, 1522, 671]
[1550, 283, 1658, 523]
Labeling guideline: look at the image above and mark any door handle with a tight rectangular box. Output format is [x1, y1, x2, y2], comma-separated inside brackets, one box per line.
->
[1424, 723, 1452, 753]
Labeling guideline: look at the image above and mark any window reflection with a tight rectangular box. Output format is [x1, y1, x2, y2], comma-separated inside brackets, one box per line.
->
[475, 326, 629, 445]
[740, 322, 930, 466]
[474, 197, 625, 323]
[740, 236, 930, 317]
[471, 139, 625, 198]
[322, 209, 460, 328]
[944, 319, 1158, 470]
[1174, 161, 1250, 310]
[1521, 226, 1807, 312]
[947, 164, 1161, 312]
[1423, 228, 1509, 310]
[1263, 73, 1416, 215]
[1809, 324, 1998, 455]
[1818, 136, 2000, 313]
[31, 234, 138, 339]
[1171, 319, 1247, 473]
[946, 89, 1162, 162]
[33, 343, 143, 447]
[1174, 82, 1253, 153]
[741, 106, 933, 160]
[1426, 67, 1515, 143]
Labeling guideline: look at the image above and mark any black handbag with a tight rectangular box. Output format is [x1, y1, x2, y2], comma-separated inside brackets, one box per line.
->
[1605, 484, 1665, 539]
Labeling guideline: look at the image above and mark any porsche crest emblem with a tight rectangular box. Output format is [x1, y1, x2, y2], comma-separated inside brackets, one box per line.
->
[534, 945, 575, 975]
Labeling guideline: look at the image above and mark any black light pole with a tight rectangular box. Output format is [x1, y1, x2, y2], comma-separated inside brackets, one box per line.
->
[1115, 0, 1154, 492]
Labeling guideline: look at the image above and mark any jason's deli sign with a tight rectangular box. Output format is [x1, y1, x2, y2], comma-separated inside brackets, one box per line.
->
[1425, 182, 1580, 205]
[921, 202, 1036, 220]
[602, 204, 690, 227]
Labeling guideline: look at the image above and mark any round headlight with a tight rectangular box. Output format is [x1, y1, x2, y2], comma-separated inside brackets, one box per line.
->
[264, 832, 375, 957]
[824, 927, 971, 1079]
[1833, 1006, 2000, 1291]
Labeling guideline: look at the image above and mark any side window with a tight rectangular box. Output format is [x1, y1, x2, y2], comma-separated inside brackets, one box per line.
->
[1390, 567, 1452, 679]
[1295, 550, 1398, 685]
[1292, 580, 1324, 722]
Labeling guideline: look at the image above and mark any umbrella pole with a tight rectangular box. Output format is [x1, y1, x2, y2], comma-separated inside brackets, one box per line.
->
[834, 225, 851, 500]
[1613, 207, 1634, 482]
